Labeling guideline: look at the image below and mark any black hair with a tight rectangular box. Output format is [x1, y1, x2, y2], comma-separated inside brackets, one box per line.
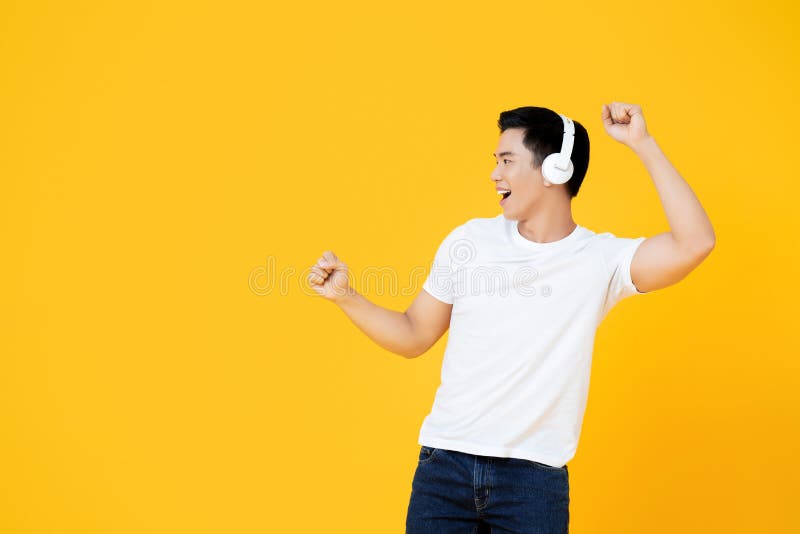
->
[497, 106, 589, 198]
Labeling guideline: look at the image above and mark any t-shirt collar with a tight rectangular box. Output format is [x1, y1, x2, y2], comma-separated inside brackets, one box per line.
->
[508, 217, 584, 250]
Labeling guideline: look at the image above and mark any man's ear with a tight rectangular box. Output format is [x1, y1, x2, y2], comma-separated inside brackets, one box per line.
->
[536, 167, 552, 187]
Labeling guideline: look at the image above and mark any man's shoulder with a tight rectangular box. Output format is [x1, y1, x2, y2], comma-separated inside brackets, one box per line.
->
[462, 214, 506, 232]
[436, 214, 503, 240]
[579, 227, 646, 266]
[585, 228, 644, 246]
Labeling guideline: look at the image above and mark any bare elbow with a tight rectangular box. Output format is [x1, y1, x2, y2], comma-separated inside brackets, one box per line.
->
[684, 237, 715, 262]
[398, 348, 417, 359]
[697, 238, 716, 259]
[702, 228, 716, 255]
[403, 344, 428, 359]
[395, 338, 424, 359]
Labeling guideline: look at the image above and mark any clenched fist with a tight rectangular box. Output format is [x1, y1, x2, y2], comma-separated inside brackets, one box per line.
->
[308, 250, 353, 301]
[601, 101, 651, 150]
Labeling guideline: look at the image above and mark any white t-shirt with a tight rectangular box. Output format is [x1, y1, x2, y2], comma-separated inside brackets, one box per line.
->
[419, 214, 647, 468]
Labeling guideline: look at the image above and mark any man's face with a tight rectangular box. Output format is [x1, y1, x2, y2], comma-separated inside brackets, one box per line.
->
[491, 128, 549, 220]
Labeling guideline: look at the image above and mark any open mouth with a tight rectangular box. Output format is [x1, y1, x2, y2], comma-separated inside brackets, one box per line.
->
[498, 189, 512, 204]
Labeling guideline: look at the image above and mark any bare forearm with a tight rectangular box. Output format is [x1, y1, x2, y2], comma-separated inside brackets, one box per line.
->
[632, 136, 716, 253]
[333, 289, 419, 358]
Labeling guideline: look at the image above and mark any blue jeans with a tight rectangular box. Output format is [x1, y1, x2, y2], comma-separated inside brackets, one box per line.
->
[406, 446, 570, 533]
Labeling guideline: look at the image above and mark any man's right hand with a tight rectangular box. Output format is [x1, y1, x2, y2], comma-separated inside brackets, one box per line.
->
[308, 250, 353, 302]
[306, 250, 452, 358]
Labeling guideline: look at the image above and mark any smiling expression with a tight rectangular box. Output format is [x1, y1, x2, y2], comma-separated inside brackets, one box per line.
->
[491, 128, 557, 219]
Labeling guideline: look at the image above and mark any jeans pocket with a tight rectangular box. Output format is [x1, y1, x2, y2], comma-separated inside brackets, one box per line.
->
[526, 459, 568, 473]
[418, 446, 439, 465]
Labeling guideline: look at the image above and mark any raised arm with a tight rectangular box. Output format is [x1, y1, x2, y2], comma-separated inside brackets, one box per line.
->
[308, 251, 452, 358]
[601, 102, 716, 293]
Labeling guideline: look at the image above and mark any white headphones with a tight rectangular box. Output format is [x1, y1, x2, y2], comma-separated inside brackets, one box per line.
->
[541, 113, 575, 185]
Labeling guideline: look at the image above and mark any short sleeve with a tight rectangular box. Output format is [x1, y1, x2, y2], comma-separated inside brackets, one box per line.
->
[421, 226, 465, 304]
[599, 235, 647, 319]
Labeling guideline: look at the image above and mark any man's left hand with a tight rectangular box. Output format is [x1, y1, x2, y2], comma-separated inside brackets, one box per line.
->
[601, 101, 651, 150]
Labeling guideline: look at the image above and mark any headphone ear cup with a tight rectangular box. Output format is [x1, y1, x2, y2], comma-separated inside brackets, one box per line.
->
[541, 153, 574, 185]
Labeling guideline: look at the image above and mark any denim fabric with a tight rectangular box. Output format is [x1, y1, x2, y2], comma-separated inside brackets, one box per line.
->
[406, 446, 570, 533]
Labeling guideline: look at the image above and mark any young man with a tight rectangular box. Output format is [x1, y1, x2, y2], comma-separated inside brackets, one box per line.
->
[308, 102, 715, 533]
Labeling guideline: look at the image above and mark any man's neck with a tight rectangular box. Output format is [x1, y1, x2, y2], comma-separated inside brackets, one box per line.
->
[516, 204, 576, 244]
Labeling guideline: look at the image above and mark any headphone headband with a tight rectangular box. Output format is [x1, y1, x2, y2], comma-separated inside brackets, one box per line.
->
[555, 114, 575, 170]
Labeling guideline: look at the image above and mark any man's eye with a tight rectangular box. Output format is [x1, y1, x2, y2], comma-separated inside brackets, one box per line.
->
[504, 160, 511, 164]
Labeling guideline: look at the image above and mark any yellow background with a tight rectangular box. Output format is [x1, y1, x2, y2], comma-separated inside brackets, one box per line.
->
[1, 0, 798, 532]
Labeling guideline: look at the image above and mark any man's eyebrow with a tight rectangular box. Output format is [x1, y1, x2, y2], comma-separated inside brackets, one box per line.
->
[492, 151, 517, 158]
